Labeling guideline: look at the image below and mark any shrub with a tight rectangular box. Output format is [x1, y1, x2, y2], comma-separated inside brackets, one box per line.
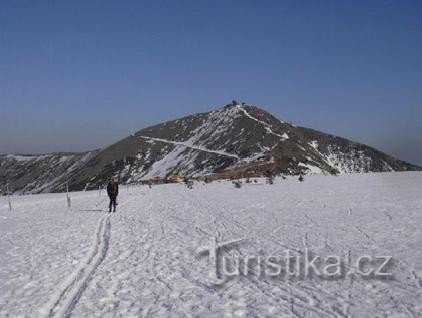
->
[265, 169, 275, 184]
[184, 177, 194, 189]
[233, 180, 242, 189]
[204, 177, 212, 184]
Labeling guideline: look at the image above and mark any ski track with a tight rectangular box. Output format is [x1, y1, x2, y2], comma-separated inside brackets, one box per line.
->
[1, 172, 422, 317]
[36, 194, 143, 318]
[40, 212, 112, 318]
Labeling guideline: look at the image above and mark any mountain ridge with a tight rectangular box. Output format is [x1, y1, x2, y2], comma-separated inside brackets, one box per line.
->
[1, 102, 420, 194]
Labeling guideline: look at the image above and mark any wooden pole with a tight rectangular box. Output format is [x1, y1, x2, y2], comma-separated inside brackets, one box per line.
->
[99, 185, 101, 197]
[66, 182, 71, 208]
[6, 182, 12, 211]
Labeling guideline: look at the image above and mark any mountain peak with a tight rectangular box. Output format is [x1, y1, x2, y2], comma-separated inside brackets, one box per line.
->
[1, 103, 420, 193]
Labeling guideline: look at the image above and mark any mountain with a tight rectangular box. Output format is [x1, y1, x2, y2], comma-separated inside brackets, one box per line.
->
[0, 151, 98, 194]
[1, 102, 420, 193]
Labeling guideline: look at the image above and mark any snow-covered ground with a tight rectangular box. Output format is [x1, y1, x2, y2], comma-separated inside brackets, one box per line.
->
[1, 172, 422, 317]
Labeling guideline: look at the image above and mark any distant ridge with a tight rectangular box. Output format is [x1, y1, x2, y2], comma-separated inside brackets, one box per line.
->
[1, 102, 420, 193]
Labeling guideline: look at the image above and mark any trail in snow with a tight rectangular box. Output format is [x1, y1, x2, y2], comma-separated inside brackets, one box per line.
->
[39, 194, 142, 318]
[138, 135, 240, 159]
[237, 106, 289, 141]
[1, 173, 422, 317]
[40, 213, 111, 318]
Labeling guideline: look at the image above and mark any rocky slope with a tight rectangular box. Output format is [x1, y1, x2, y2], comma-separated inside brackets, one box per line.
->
[0, 152, 98, 194]
[1, 102, 420, 193]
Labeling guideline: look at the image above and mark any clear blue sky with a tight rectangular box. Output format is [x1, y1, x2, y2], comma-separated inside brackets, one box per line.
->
[1, 1, 421, 165]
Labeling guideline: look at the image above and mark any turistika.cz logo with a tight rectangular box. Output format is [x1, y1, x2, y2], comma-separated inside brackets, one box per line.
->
[197, 237, 393, 285]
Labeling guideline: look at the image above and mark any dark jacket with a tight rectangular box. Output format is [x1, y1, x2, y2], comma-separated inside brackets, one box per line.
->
[107, 182, 119, 198]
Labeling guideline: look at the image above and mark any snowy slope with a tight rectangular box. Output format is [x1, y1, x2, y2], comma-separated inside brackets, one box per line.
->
[2, 102, 420, 193]
[63, 103, 419, 191]
[1, 172, 422, 317]
[0, 152, 98, 194]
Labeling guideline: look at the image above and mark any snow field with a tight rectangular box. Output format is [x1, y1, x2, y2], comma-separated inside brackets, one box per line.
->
[1, 172, 422, 317]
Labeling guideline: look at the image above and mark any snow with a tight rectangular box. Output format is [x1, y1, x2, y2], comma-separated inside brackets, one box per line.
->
[140, 145, 192, 179]
[309, 140, 319, 149]
[138, 136, 239, 160]
[6, 154, 38, 162]
[237, 106, 289, 141]
[31, 152, 96, 193]
[133, 107, 244, 179]
[308, 141, 355, 174]
[2, 152, 97, 194]
[298, 162, 323, 174]
[1, 172, 422, 317]
[186, 106, 242, 148]
[307, 141, 389, 174]
[325, 147, 373, 174]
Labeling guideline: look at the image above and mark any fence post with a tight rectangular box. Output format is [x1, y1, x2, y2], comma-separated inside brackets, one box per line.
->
[99, 185, 101, 197]
[66, 182, 71, 208]
[6, 182, 12, 211]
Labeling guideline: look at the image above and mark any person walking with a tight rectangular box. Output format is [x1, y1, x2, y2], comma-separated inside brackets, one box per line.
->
[107, 178, 119, 212]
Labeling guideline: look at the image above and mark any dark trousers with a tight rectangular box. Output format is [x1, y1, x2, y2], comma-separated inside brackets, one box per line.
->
[109, 196, 117, 212]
